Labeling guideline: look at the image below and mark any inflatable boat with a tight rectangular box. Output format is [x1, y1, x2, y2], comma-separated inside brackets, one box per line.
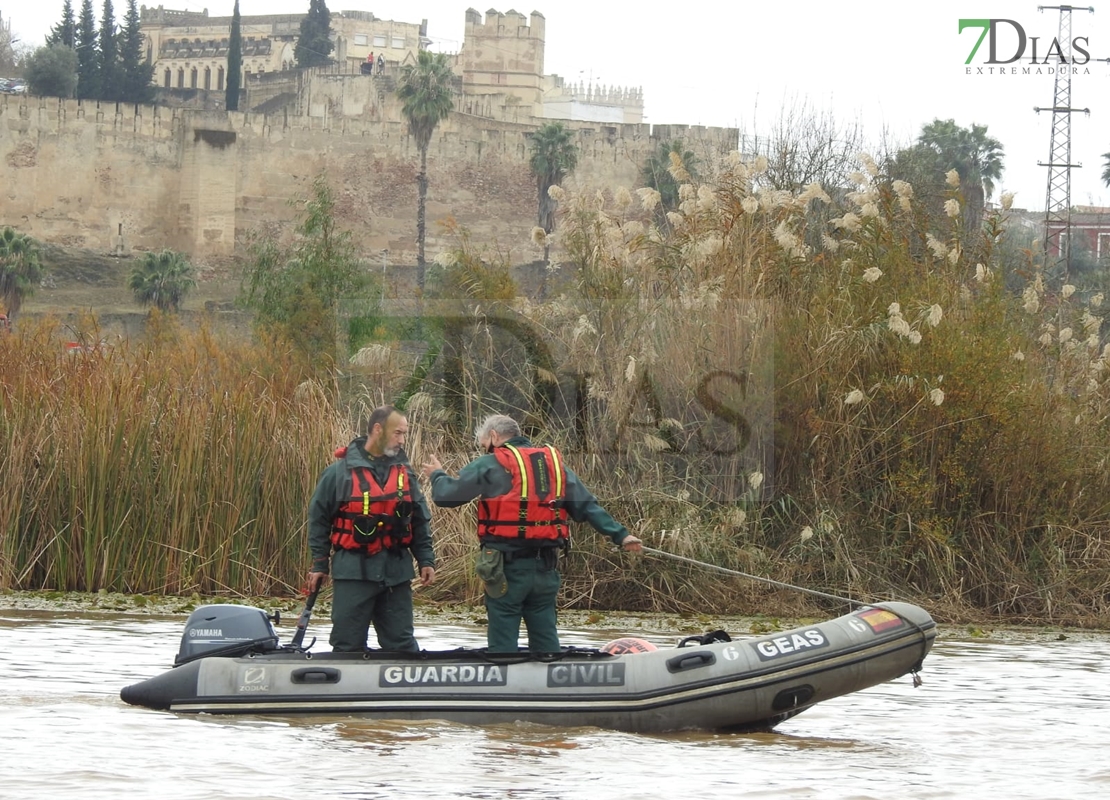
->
[120, 600, 936, 733]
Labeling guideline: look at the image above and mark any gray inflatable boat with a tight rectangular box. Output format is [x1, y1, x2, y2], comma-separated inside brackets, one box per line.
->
[121, 600, 935, 733]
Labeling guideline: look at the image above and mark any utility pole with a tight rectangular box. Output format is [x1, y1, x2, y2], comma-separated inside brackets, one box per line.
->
[1034, 5, 1093, 282]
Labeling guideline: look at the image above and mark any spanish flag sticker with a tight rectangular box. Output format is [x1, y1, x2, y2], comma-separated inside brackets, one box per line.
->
[858, 608, 903, 633]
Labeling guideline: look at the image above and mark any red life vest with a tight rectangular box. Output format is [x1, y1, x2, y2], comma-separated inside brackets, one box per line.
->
[478, 444, 568, 543]
[330, 463, 414, 554]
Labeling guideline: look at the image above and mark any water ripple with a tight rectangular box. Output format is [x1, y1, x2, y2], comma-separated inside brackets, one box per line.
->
[1, 611, 1107, 799]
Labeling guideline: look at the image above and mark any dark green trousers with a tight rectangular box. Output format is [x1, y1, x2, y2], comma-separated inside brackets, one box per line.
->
[485, 555, 561, 653]
[330, 579, 418, 652]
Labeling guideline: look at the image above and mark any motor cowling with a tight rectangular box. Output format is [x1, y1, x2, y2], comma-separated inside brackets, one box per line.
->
[175, 604, 280, 666]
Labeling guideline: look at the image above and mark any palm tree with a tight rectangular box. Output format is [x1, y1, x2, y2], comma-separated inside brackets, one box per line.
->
[397, 50, 455, 295]
[0, 227, 44, 321]
[1102, 151, 1110, 188]
[128, 249, 196, 313]
[529, 122, 579, 240]
[917, 119, 1004, 233]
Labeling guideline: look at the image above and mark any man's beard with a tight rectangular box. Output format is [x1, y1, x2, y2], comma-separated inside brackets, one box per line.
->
[383, 445, 399, 457]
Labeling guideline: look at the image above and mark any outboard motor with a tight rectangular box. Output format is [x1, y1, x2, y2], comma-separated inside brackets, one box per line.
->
[175, 604, 281, 666]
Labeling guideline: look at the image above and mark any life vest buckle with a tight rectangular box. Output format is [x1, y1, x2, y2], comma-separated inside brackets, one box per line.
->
[352, 513, 389, 545]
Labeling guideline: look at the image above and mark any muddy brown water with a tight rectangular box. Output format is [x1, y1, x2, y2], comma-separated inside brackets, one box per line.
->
[2, 607, 1107, 799]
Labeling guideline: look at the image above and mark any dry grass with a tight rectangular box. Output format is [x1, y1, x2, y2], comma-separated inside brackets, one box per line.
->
[5, 158, 1110, 626]
[0, 314, 342, 595]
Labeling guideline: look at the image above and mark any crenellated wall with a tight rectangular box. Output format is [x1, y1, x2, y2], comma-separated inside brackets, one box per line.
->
[0, 92, 738, 265]
[1, 98, 188, 253]
[460, 9, 547, 117]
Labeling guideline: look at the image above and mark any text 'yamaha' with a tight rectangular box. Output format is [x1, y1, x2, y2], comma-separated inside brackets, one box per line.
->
[188, 628, 223, 638]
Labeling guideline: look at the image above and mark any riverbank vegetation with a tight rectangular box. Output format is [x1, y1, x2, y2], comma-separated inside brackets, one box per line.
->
[3, 150, 1110, 628]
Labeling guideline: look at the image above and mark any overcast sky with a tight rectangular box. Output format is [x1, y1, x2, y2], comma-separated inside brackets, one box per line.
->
[6, 1, 1110, 212]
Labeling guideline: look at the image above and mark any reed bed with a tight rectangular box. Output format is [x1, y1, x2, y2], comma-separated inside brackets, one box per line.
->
[4, 155, 1110, 626]
[416, 157, 1110, 624]
[0, 314, 343, 595]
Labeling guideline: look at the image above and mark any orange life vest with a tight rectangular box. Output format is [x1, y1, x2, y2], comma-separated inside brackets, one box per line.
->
[330, 463, 414, 554]
[478, 444, 568, 543]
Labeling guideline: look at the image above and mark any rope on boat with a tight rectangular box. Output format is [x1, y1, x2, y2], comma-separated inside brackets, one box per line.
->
[640, 548, 934, 687]
[640, 546, 867, 608]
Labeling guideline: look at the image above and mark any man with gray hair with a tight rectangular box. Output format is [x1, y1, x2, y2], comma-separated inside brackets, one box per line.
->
[422, 414, 641, 653]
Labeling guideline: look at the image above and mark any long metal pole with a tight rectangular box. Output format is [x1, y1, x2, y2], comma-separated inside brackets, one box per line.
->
[1036, 5, 1094, 280]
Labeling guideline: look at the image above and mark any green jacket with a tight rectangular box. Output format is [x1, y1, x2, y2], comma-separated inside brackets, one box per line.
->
[428, 436, 630, 552]
[308, 437, 435, 584]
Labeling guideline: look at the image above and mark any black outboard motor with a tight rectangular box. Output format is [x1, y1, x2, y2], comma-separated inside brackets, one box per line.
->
[175, 604, 281, 666]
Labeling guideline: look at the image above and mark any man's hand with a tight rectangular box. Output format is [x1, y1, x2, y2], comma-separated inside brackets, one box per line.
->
[418, 566, 437, 586]
[421, 455, 443, 480]
[621, 535, 643, 552]
[306, 571, 328, 592]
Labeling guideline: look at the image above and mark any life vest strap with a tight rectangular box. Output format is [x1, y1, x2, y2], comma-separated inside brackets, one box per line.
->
[481, 517, 565, 526]
[332, 463, 414, 554]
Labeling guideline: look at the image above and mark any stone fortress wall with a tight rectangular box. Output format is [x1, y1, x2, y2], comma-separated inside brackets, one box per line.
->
[0, 8, 738, 268]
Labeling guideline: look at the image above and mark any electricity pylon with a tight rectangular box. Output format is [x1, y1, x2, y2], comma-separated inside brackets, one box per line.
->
[1035, 5, 1093, 280]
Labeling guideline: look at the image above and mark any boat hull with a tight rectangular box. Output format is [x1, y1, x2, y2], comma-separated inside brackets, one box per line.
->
[121, 601, 936, 733]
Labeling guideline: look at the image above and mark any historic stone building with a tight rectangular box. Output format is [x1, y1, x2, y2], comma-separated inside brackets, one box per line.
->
[140, 5, 426, 92]
[139, 6, 642, 123]
[0, 8, 727, 265]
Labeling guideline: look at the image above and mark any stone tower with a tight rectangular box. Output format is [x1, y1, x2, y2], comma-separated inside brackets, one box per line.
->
[459, 8, 546, 117]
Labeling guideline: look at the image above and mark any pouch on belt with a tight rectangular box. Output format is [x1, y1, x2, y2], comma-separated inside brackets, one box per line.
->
[475, 547, 508, 598]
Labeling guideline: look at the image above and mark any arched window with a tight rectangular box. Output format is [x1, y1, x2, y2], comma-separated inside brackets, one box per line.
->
[217, 66, 225, 91]
[190, 67, 198, 88]
[177, 68, 185, 88]
[164, 69, 171, 88]
[204, 67, 211, 90]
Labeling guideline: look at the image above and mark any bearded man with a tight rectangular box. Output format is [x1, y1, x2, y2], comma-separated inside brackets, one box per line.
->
[307, 405, 436, 651]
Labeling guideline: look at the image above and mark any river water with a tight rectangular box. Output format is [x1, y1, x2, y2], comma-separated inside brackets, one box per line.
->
[1, 606, 1107, 800]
